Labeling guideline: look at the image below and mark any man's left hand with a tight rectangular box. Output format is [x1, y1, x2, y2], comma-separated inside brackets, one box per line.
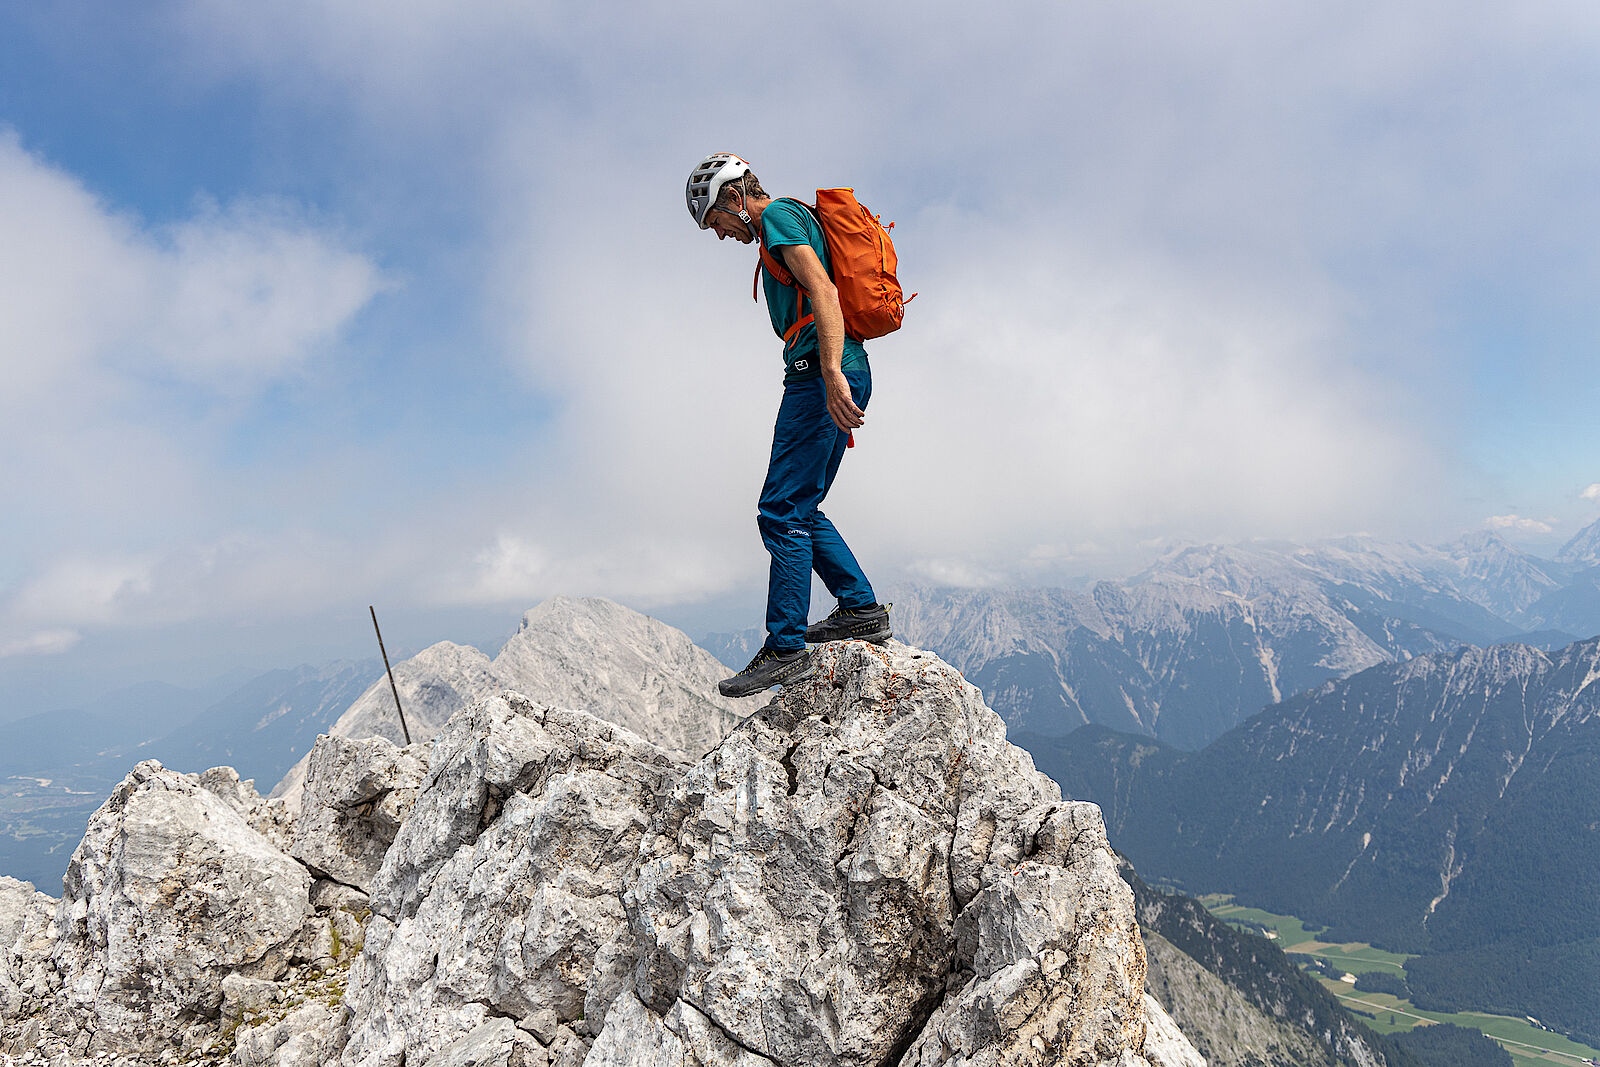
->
[824, 370, 865, 433]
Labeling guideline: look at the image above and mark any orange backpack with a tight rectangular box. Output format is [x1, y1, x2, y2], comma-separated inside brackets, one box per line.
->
[755, 188, 913, 343]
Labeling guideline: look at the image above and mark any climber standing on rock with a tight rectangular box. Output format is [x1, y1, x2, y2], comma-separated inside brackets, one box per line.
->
[686, 153, 897, 698]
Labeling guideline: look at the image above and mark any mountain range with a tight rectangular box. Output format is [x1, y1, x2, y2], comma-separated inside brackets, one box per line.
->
[869, 525, 1600, 750]
[1023, 634, 1600, 1044]
[10, 523, 1598, 892]
[6, 588, 1582, 1063]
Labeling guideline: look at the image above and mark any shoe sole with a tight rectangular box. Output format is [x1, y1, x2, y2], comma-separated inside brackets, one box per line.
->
[804, 625, 893, 645]
[805, 603, 893, 645]
[718, 658, 817, 698]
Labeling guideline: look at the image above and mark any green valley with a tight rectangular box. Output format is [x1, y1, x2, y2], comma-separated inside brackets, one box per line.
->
[1202, 896, 1600, 1067]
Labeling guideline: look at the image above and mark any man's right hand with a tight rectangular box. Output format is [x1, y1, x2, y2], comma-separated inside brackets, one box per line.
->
[824, 369, 865, 433]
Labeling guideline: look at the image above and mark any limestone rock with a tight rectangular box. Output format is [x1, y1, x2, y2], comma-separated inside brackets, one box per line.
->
[290, 734, 428, 892]
[196, 765, 296, 853]
[274, 640, 496, 811]
[1140, 995, 1209, 1067]
[230, 998, 348, 1067]
[273, 598, 758, 808]
[1, 876, 58, 1044]
[336, 640, 1199, 1066]
[13, 633, 1201, 1067]
[585, 993, 777, 1066]
[340, 692, 680, 1067]
[610, 640, 1179, 1066]
[50, 760, 312, 1056]
[417, 1018, 547, 1067]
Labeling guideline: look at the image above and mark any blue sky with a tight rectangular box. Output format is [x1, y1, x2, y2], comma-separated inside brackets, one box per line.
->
[2, 2, 1598, 711]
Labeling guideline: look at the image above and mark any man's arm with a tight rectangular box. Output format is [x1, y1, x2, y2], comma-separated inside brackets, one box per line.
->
[780, 242, 865, 433]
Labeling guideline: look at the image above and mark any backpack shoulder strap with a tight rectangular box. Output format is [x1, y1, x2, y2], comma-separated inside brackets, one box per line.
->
[749, 200, 819, 344]
[751, 198, 809, 300]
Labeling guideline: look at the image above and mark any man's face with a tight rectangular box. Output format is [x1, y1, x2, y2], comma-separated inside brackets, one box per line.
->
[705, 207, 755, 244]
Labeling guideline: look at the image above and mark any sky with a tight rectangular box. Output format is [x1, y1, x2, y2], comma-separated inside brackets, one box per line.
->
[2, 1, 1599, 713]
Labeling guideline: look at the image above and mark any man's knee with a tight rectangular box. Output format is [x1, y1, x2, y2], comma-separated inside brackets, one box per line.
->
[758, 509, 811, 546]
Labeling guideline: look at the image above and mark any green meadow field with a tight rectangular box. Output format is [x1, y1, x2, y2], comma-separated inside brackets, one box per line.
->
[1199, 895, 1600, 1067]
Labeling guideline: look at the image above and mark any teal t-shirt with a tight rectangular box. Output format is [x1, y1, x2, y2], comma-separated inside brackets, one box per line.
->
[759, 198, 869, 383]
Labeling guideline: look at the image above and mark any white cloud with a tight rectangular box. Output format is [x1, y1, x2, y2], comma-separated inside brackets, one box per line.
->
[146, 201, 387, 391]
[0, 131, 384, 401]
[4, 556, 155, 627]
[0, 133, 389, 649]
[9, 1, 1600, 671]
[1583, 483, 1600, 503]
[0, 629, 81, 659]
[1485, 515, 1556, 534]
[439, 530, 750, 612]
[864, 228, 1433, 551]
[0, 532, 397, 645]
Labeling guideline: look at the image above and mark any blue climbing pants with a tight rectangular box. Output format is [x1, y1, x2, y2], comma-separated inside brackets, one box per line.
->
[758, 363, 877, 652]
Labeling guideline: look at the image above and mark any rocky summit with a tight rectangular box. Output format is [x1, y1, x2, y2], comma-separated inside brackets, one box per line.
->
[271, 596, 759, 811]
[0, 639, 1202, 1067]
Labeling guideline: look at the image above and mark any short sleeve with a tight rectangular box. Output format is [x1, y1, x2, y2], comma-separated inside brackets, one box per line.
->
[761, 199, 821, 251]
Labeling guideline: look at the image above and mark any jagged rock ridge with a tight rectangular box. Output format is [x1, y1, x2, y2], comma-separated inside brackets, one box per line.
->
[2, 637, 1205, 1067]
[272, 596, 760, 807]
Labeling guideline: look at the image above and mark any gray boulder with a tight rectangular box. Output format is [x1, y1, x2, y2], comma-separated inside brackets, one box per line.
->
[613, 640, 1165, 1065]
[290, 733, 429, 892]
[50, 761, 313, 1056]
[340, 692, 679, 1067]
[0, 876, 59, 1054]
[9, 636, 1200, 1067]
[230, 997, 349, 1067]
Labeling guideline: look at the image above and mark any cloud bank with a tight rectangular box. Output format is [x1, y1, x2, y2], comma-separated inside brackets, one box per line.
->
[3, 2, 1599, 678]
[1486, 515, 1557, 535]
[0, 130, 385, 655]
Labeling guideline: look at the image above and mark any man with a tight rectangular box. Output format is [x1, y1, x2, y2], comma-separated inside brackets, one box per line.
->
[685, 153, 892, 698]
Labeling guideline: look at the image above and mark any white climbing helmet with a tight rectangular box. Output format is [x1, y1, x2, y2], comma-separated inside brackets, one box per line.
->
[686, 153, 752, 229]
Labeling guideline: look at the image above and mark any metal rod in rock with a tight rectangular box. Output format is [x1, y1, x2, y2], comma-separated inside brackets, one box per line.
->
[369, 605, 413, 745]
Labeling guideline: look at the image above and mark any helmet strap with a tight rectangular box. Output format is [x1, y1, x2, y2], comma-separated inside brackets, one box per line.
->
[733, 179, 755, 233]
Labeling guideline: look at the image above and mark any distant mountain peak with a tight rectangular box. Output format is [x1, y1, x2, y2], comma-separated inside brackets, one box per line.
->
[1557, 515, 1600, 566]
[272, 596, 758, 805]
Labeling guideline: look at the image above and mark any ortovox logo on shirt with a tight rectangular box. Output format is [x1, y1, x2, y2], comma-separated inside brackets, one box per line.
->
[794, 359, 809, 371]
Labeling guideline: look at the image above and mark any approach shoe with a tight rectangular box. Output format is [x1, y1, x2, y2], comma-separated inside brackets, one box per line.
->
[717, 646, 817, 698]
[804, 602, 892, 645]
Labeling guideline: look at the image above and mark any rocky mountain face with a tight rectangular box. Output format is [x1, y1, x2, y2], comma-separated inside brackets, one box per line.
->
[852, 533, 1597, 752]
[1557, 515, 1600, 567]
[272, 597, 758, 809]
[1026, 636, 1600, 1044]
[0, 640, 1205, 1067]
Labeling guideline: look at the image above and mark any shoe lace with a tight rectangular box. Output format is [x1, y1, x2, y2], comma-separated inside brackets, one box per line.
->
[740, 648, 778, 676]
